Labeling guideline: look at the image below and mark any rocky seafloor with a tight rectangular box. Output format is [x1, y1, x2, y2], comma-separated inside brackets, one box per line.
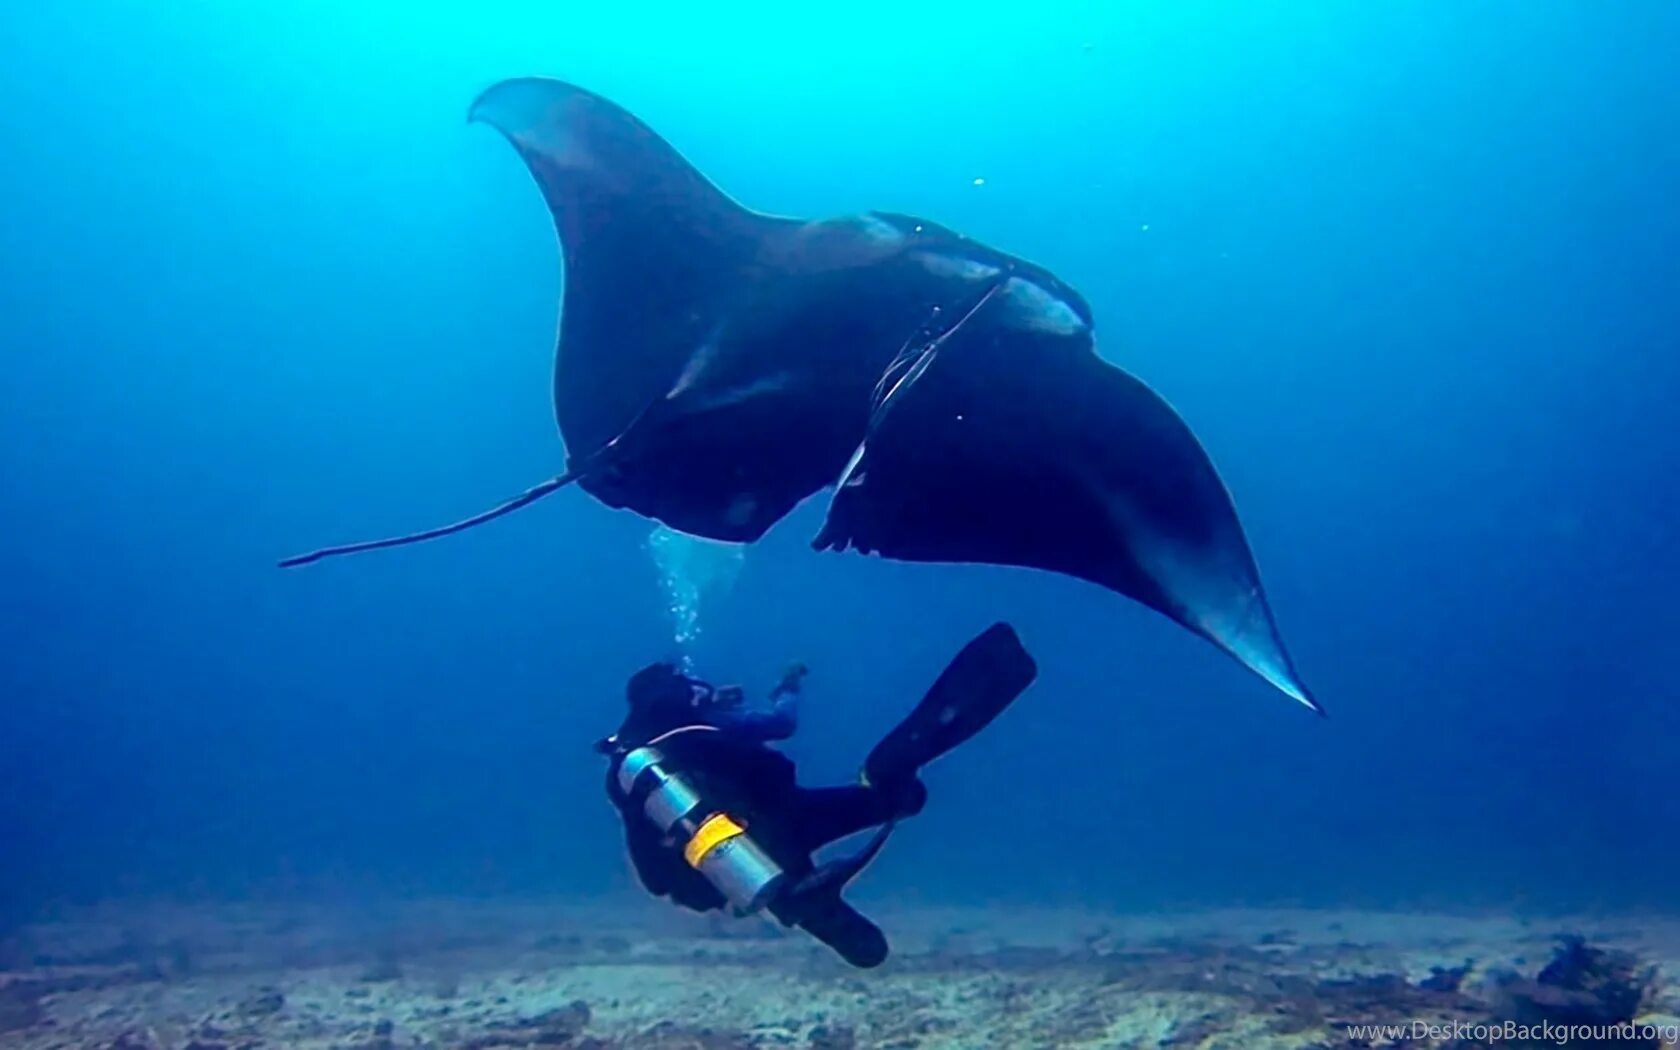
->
[3, 900, 1677, 1049]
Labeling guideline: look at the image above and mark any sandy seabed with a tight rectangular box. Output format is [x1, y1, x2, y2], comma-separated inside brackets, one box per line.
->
[3, 898, 1677, 1049]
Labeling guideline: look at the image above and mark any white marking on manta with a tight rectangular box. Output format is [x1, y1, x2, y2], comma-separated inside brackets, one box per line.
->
[669, 371, 794, 413]
[911, 251, 1002, 282]
[665, 324, 794, 412]
[999, 277, 1087, 336]
[857, 214, 905, 245]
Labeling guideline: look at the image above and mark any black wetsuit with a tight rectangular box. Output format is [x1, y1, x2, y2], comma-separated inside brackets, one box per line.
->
[602, 669, 912, 965]
[601, 624, 1037, 967]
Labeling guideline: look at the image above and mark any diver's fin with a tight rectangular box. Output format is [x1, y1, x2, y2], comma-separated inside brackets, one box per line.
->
[863, 623, 1038, 788]
[277, 470, 578, 568]
[789, 896, 889, 969]
[775, 822, 895, 969]
[786, 820, 896, 905]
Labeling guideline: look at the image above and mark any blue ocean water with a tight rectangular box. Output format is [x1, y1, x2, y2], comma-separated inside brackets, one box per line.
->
[2, 1, 1676, 933]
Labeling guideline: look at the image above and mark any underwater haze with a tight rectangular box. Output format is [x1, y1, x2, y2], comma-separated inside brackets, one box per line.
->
[3, 0, 1678, 933]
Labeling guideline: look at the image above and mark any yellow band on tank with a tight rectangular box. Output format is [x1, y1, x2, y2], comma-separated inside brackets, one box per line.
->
[684, 813, 746, 868]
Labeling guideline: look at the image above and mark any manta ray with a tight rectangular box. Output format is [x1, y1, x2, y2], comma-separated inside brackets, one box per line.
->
[281, 78, 1323, 715]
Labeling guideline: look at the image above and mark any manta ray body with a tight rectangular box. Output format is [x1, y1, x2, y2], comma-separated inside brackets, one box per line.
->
[283, 78, 1322, 715]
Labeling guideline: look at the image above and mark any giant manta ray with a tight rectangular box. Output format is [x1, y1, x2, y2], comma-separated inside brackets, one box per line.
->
[282, 78, 1323, 715]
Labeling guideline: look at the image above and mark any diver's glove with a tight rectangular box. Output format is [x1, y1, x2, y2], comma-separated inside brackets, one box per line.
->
[770, 662, 808, 700]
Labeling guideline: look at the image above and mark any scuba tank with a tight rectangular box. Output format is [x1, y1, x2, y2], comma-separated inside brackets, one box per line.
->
[615, 743, 786, 915]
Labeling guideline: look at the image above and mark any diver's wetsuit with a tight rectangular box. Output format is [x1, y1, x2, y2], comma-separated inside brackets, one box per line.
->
[600, 625, 1037, 967]
[600, 666, 911, 961]
[711, 691, 798, 742]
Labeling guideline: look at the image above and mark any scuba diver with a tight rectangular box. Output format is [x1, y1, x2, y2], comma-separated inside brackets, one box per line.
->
[595, 623, 1037, 968]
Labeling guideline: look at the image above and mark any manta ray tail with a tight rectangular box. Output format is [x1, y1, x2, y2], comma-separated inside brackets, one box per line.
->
[277, 472, 577, 568]
[284, 78, 782, 570]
